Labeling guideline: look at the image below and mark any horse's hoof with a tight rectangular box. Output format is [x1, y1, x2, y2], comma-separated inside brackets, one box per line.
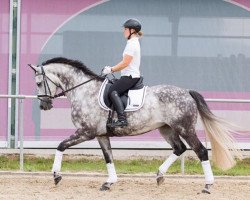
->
[100, 182, 113, 191]
[202, 184, 212, 194]
[156, 171, 165, 186]
[202, 189, 210, 194]
[53, 173, 62, 185]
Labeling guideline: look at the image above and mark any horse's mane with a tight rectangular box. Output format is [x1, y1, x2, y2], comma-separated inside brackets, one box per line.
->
[42, 57, 104, 81]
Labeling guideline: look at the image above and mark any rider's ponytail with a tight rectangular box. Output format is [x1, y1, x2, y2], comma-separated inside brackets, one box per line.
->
[138, 31, 143, 37]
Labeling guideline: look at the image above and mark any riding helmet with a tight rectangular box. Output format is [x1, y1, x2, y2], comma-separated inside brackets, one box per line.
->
[123, 19, 141, 32]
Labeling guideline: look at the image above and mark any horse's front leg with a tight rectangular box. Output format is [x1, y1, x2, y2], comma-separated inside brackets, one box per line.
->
[97, 136, 117, 191]
[52, 128, 95, 185]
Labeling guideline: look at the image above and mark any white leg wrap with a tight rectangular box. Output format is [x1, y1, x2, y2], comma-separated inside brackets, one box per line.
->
[52, 150, 63, 172]
[159, 153, 179, 174]
[202, 160, 214, 184]
[106, 163, 117, 183]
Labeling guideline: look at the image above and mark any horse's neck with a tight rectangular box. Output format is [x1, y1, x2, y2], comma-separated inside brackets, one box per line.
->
[46, 64, 87, 88]
[45, 64, 100, 101]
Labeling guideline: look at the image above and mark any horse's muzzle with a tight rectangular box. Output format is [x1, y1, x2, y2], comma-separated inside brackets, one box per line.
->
[40, 98, 53, 110]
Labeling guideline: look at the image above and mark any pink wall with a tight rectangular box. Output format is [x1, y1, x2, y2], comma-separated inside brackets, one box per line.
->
[0, 0, 9, 141]
[226, 0, 250, 10]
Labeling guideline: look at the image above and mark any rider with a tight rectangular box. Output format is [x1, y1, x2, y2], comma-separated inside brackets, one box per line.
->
[102, 18, 143, 128]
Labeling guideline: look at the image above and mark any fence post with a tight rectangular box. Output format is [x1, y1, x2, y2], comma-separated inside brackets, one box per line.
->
[181, 153, 185, 175]
[19, 98, 24, 171]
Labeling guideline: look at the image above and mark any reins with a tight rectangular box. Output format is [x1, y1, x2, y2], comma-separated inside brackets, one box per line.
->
[53, 76, 98, 98]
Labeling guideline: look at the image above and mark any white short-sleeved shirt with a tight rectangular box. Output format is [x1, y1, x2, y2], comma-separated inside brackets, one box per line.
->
[121, 37, 141, 78]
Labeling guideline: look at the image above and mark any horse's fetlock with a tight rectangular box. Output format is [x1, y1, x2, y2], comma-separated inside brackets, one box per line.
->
[107, 177, 117, 183]
[57, 143, 66, 152]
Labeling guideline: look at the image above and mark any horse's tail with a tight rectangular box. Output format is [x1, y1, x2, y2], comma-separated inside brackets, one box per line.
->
[189, 90, 242, 170]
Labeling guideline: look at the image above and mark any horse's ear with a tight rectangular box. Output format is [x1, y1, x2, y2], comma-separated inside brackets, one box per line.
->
[28, 64, 38, 73]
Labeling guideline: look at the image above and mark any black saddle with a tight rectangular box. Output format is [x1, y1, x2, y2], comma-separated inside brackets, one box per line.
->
[103, 77, 144, 109]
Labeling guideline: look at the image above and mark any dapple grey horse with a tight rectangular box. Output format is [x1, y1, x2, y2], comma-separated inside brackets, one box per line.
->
[29, 57, 241, 193]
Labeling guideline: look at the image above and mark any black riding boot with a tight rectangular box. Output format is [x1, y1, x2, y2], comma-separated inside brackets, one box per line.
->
[108, 91, 128, 128]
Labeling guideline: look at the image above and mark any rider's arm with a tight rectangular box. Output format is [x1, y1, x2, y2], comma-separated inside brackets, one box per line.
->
[111, 54, 133, 72]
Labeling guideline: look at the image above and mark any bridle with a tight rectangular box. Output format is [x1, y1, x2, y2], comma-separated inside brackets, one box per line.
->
[34, 65, 101, 101]
[35, 65, 62, 101]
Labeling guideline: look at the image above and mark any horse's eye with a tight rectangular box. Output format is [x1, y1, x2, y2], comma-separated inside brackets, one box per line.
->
[37, 82, 42, 87]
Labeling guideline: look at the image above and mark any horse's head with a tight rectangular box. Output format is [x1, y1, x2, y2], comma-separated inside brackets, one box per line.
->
[28, 64, 62, 110]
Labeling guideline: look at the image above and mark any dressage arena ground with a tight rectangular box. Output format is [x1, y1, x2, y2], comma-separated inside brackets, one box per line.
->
[0, 173, 249, 200]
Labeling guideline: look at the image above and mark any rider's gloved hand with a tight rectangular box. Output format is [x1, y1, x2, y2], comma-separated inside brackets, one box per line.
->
[102, 66, 112, 75]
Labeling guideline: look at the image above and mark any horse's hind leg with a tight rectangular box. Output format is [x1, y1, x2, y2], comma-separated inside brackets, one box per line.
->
[157, 125, 187, 186]
[52, 128, 95, 185]
[180, 130, 214, 194]
[97, 136, 117, 191]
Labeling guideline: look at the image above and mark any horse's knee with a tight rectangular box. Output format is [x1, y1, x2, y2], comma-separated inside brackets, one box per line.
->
[173, 141, 187, 156]
[56, 129, 95, 152]
[57, 142, 67, 152]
